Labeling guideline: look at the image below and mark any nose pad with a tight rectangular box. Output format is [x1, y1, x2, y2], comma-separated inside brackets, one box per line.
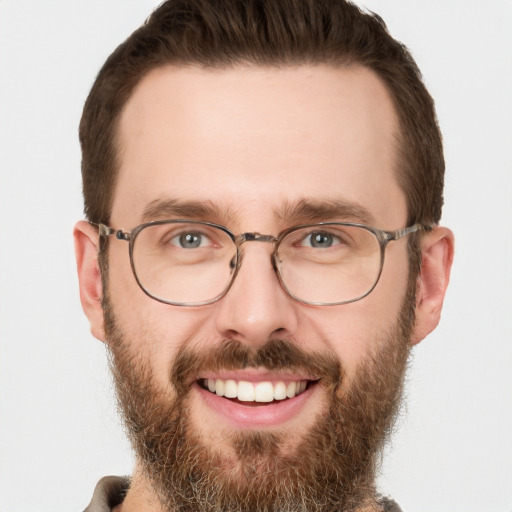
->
[214, 244, 298, 348]
[229, 254, 237, 270]
[271, 250, 282, 274]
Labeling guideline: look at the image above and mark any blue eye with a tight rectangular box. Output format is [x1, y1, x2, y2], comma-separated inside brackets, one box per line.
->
[172, 232, 209, 249]
[305, 231, 339, 248]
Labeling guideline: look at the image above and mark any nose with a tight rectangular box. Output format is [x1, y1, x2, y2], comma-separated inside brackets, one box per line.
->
[214, 242, 299, 348]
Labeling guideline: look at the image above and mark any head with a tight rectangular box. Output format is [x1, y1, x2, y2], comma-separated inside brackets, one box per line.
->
[75, 1, 453, 511]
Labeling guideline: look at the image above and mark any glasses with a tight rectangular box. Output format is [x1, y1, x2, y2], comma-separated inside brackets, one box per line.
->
[96, 220, 425, 307]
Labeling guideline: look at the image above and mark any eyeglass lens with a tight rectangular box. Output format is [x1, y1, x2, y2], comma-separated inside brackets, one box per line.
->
[131, 222, 382, 306]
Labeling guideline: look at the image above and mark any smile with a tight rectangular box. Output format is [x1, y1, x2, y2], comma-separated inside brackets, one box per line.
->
[195, 370, 323, 427]
[200, 378, 309, 402]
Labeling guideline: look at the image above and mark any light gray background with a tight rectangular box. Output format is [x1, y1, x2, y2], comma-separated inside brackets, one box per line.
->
[1, 1, 511, 511]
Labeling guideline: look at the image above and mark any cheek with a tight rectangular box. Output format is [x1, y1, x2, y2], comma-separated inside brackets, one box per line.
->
[107, 246, 217, 388]
[112, 303, 215, 390]
[298, 246, 411, 376]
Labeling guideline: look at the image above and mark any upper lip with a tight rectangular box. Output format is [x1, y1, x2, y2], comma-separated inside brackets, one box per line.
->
[196, 368, 319, 383]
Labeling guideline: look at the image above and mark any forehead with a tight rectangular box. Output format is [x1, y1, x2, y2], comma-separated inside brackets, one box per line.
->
[113, 64, 406, 229]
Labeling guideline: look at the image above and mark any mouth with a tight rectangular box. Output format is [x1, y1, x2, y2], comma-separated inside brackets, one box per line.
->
[194, 372, 322, 427]
[198, 377, 313, 404]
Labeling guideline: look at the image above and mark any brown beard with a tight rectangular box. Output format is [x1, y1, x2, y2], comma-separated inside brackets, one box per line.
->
[104, 290, 414, 512]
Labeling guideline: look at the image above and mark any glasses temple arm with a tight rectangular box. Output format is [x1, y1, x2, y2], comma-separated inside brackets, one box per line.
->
[90, 222, 131, 241]
[392, 223, 433, 240]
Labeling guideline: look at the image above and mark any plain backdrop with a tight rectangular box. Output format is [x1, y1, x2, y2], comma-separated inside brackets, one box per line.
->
[1, 1, 511, 511]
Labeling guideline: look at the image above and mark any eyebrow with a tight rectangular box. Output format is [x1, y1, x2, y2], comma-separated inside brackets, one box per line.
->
[142, 198, 240, 224]
[141, 197, 375, 227]
[274, 198, 376, 226]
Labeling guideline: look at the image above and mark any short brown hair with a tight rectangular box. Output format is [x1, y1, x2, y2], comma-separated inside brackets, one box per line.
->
[80, 0, 444, 229]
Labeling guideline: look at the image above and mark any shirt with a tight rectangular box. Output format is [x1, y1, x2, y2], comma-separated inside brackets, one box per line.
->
[83, 475, 403, 512]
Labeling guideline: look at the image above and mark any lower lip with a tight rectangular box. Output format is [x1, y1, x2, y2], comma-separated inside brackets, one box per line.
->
[195, 382, 319, 429]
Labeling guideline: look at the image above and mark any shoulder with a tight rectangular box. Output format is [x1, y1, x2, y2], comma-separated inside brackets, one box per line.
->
[377, 494, 404, 512]
[83, 476, 130, 512]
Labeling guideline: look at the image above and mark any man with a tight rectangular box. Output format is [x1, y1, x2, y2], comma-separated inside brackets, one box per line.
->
[74, 1, 453, 511]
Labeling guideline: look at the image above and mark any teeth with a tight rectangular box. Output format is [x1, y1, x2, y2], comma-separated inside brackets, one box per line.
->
[203, 378, 309, 402]
[254, 382, 274, 402]
[273, 381, 287, 400]
[224, 379, 237, 398]
[238, 381, 255, 401]
[286, 381, 297, 398]
[215, 379, 225, 397]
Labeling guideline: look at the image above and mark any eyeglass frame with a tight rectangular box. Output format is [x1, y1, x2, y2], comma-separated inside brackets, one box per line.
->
[94, 219, 428, 307]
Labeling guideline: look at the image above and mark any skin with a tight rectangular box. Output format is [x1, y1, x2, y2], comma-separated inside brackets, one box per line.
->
[75, 64, 454, 512]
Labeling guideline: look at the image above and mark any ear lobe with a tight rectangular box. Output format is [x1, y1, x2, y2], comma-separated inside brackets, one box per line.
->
[74, 221, 106, 342]
[411, 226, 454, 345]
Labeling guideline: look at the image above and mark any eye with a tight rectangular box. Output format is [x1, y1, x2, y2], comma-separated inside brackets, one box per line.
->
[170, 231, 211, 249]
[302, 231, 341, 248]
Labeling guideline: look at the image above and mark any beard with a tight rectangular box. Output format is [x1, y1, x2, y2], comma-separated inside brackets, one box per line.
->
[104, 286, 415, 512]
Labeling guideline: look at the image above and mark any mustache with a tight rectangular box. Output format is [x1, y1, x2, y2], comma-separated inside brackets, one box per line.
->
[171, 338, 343, 396]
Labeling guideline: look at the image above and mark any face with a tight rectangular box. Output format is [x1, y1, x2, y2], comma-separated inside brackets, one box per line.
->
[86, 64, 423, 511]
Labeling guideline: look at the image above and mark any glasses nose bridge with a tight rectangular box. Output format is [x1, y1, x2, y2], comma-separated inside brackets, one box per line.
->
[234, 232, 280, 273]
[236, 232, 279, 247]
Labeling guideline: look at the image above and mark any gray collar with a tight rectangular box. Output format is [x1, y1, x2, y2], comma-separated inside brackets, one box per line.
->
[83, 476, 403, 512]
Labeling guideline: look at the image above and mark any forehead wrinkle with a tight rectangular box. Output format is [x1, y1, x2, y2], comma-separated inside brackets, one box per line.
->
[141, 198, 240, 225]
[274, 198, 376, 226]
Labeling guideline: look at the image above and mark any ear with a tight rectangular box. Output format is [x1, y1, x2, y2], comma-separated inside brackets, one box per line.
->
[411, 226, 454, 345]
[74, 221, 106, 342]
